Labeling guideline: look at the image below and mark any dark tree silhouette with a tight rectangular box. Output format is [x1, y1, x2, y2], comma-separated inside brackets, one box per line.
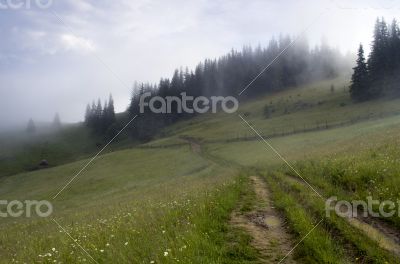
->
[26, 118, 36, 134]
[350, 45, 369, 101]
[83, 33, 352, 141]
[53, 113, 61, 128]
[84, 94, 117, 136]
[368, 18, 389, 97]
[351, 18, 400, 101]
[126, 36, 349, 141]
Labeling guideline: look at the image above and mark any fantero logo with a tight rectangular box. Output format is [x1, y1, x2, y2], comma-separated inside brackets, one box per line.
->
[139, 92, 239, 114]
[0, 200, 53, 217]
[0, 0, 53, 9]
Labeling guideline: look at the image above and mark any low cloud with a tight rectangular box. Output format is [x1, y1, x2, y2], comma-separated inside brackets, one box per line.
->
[0, 0, 399, 129]
[60, 34, 96, 53]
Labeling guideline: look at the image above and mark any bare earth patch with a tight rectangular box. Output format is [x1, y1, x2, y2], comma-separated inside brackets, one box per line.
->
[230, 176, 296, 263]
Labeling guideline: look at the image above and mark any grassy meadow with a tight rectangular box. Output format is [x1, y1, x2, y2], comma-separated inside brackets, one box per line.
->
[1, 77, 400, 262]
[0, 146, 259, 263]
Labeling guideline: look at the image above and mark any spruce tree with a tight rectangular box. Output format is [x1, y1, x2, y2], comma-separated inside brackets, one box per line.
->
[350, 44, 369, 101]
[26, 118, 36, 133]
[102, 99, 109, 132]
[53, 113, 61, 128]
[95, 99, 103, 132]
[389, 19, 400, 70]
[107, 94, 116, 124]
[85, 103, 91, 126]
[368, 18, 389, 97]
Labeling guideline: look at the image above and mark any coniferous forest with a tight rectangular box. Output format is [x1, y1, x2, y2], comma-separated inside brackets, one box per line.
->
[83, 35, 350, 141]
[125, 36, 350, 141]
[85, 18, 400, 141]
[84, 94, 117, 139]
[84, 17, 400, 142]
[350, 18, 400, 101]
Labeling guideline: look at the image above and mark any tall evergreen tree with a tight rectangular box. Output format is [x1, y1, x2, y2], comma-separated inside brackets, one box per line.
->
[101, 99, 109, 132]
[107, 94, 116, 124]
[368, 18, 389, 97]
[350, 45, 369, 101]
[85, 103, 91, 126]
[94, 99, 103, 132]
[389, 19, 400, 70]
[53, 113, 61, 128]
[26, 118, 36, 134]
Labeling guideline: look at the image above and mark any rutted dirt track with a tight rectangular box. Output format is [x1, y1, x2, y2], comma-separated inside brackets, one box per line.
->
[284, 174, 400, 257]
[230, 176, 296, 263]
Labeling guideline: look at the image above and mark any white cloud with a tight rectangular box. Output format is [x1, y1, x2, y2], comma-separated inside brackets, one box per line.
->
[60, 34, 96, 53]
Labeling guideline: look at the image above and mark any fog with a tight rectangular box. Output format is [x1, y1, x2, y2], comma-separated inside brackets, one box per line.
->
[0, 0, 399, 131]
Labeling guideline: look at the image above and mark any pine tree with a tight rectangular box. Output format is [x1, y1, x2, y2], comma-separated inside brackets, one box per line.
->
[368, 18, 389, 97]
[26, 118, 36, 133]
[85, 103, 91, 126]
[53, 113, 61, 128]
[389, 19, 400, 69]
[107, 94, 116, 124]
[94, 99, 103, 132]
[350, 44, 369, 101]
[102, 99, 109, 132]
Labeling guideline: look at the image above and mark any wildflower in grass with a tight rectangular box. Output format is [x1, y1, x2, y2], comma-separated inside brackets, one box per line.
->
[124, 242, 128, 246]
[164, 251, 169, 256]
[100, 249, 104, 253]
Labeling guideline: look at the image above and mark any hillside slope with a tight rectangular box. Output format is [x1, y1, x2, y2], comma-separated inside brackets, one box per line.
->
[2, 77, 400, 262]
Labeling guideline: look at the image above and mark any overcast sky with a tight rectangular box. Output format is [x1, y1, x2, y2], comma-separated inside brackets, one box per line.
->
[0, 0, 399, 129]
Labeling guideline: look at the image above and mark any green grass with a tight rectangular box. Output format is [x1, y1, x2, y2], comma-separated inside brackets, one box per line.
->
[0, 145, 259, 263]
[152, 77, 400, 145]
[0, 125, 101, 178]
[2, 177, 256, 263]
[288, 137, 400, 229]
[2, 76, 400, 262]
[264, 174, 349, 263]
[0, 115, 138, 178]
[268, 171, 398, 263]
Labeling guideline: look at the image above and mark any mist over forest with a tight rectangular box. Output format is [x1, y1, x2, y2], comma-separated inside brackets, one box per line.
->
[2, 2, 400, 263]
